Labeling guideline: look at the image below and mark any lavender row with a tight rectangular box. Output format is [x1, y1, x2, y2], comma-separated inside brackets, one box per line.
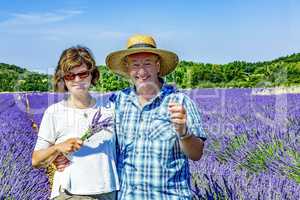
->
[0, 89, 299, 199]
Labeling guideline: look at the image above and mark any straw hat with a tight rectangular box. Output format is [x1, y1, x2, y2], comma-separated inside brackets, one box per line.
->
[105, 34, 179, 78]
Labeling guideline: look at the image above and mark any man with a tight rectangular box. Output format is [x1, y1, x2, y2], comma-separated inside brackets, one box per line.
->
[106, 34, 207, 200]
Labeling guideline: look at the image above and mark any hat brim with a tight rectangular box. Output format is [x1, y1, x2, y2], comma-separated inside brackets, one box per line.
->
[105, 48, 179, 78]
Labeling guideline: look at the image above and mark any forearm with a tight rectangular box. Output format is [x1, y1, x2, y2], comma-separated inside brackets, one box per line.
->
[32, 145, 60, 168]
[179, 135, 204, 161]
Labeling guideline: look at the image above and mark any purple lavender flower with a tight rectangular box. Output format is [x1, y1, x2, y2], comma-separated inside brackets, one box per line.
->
[0, 93, 50, 199]
[80, 109, 113, 141]
[1, 89, 300, 200]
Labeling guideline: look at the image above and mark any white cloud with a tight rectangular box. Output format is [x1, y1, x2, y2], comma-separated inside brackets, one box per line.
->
[0, 9, 84, 26]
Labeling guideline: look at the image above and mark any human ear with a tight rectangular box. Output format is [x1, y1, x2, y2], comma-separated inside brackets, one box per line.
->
[156, 62, 160, 72]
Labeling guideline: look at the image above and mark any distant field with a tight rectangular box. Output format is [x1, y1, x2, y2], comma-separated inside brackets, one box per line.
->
[251, 86, 300, 95]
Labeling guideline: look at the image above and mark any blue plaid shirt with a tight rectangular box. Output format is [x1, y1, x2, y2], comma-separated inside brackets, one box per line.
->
[111, 82, 207, 200]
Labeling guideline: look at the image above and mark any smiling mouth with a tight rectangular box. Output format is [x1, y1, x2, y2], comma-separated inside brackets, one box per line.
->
[136, 76, 150, 81]
[73, 84, 87, 88]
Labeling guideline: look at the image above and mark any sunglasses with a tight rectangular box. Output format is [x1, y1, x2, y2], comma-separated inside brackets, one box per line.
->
[63, 70, 92, 81]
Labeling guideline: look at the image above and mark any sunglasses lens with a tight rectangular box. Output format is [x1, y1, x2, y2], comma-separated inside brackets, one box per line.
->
[64, 74, 75, 81]
[63, 70, 90, 81]
[78, 71, 90, 79]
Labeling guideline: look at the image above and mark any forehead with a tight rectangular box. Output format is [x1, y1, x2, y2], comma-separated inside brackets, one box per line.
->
[127, 52, 158, 62]
[68, 63, 88, 73]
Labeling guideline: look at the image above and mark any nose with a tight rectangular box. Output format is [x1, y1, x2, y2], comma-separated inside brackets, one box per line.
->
[74, 75, 81, 82]
[137, 67, 147, 76]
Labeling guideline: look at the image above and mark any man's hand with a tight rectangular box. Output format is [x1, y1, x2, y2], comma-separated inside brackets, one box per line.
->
[53, 154, 71, 172]
[168, 102, 187, 136]
[168, 102, 204, 161]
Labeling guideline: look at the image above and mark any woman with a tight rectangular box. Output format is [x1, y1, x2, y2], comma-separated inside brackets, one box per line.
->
[32, 46, 119, 200]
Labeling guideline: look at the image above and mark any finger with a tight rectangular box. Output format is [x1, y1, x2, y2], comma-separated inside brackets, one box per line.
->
[168, 107, 180, 113]
[168, 102, 179, 107]
[54, 162, 69, 170]
[54, 158, 70, 165]
[57, 165, 69, 171]
[170, 112, 186, 119]
[69, 146, 79, 153]
[55, 154, 68, 160]
[53, 161, 69, 170]
[171, 119, 186, 125]
[68, 147, 76, 153]
[56, 154, 65, 158]
[67, 138, 77, 143]
[70, 141, 83, 148]
[54, 163, 68, 169]
[63, 146, 73, 153]
[54, 156, 63, 162]
[57, 162, 70, 167]
[73, 143, 82, 150]
[55, 157, 67, 162]
[53, 159, 65, 165]
[170, 117, 186, 123]
[170, 114, 186, 122]
[56, 164, 69, 172]
[68, 138, 82, 145]
[168, 106, 186, 113]
[73, 138, 83, 145]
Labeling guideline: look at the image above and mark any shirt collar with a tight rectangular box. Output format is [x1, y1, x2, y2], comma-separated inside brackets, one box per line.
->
[157, 78, 177, 100]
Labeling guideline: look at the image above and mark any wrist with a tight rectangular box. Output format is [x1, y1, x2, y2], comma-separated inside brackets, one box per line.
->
[53, 144, 62, 153]
[178, 127, 187, 137]
[178, 127, 192, 140]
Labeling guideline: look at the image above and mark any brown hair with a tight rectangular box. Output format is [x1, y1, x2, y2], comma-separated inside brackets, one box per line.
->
[53, 46, 100, 92]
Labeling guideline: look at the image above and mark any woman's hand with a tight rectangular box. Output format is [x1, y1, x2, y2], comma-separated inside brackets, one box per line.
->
[55, 138, 83, 154]
[32, 138, 81, 169]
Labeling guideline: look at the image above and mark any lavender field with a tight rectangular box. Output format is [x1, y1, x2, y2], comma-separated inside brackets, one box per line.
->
[0, 89, 299, 200]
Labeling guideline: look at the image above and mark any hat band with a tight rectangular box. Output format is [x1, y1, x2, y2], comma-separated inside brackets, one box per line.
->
[128, 43, 156, 49]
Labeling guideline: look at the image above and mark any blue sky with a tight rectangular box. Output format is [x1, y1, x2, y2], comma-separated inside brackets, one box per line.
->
[0, 0, 299, 74]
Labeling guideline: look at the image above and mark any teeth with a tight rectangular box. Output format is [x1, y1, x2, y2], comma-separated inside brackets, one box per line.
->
[137, 76, 148, 80]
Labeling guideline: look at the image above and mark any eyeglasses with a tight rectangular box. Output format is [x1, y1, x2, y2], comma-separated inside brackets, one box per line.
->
[63, 70, 92, 81]
[127, 59, 159, 71]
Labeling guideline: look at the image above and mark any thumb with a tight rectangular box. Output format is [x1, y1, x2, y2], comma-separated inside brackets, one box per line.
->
[75, 138, 83, 144]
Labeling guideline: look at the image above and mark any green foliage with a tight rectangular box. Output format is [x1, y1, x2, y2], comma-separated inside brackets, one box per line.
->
[93, 65, 130, 92]
[284, 149, 300, 183]
[0, 63, 52, 92]
[274, 53, 300, 63]
[216, 134, 248, 163]
[235, 140, 300, 183]
[239, 140, 283, 173]
[17, 73, 52, 91]
[166, 53, 300, 88]
[1, 53, 300, 92]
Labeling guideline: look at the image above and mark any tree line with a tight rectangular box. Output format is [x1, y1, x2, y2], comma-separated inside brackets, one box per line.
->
[1, 53, 300, 92]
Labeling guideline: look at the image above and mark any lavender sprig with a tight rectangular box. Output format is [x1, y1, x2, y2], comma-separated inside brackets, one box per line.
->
[80, 109, 113, 141]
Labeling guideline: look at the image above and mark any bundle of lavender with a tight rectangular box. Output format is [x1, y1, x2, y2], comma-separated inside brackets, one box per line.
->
[80, 109, 113, 142]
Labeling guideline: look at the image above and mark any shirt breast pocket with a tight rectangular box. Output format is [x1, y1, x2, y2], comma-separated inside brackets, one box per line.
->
[148, 114, 177, 141]
[148, 114, 178, 163]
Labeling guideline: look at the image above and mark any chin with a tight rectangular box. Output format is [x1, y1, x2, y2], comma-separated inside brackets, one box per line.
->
[135, 81, 160, 94]
[70, 88, 88, 94]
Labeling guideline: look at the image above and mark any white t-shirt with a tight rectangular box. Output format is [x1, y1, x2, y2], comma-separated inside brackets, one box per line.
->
[34, 97, 119, 199]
